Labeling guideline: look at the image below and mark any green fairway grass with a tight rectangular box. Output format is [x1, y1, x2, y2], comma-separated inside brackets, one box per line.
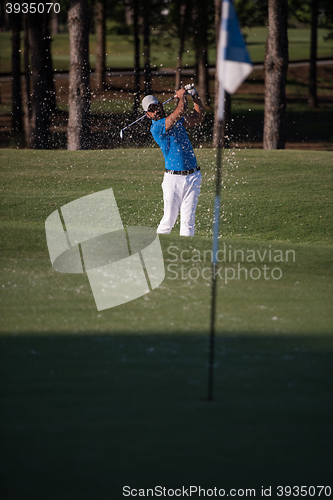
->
[0, 27, 332, 73]
[0, 149, 332, 498]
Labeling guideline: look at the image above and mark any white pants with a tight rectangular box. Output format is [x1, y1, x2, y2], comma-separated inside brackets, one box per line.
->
[157, 170, 202, 237]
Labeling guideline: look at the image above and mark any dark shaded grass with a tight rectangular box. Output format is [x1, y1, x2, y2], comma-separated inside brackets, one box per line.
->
[0, 333, 332, 499]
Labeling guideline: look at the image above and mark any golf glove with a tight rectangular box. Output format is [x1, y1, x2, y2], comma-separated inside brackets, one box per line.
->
[187, 88, 198, 96]
[184, 84, 198, 97]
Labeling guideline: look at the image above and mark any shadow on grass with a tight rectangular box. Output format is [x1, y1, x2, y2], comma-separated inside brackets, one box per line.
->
[0, 332, 332, 499]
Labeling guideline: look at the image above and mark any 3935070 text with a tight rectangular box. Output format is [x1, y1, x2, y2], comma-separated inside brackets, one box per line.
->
[5, 3, 60, 14]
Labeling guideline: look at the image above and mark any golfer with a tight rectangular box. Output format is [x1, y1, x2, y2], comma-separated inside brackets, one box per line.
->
[142, 87, 205, 237]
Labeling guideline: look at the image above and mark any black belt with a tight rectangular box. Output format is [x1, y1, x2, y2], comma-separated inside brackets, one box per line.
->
[165, 166, 200, 176]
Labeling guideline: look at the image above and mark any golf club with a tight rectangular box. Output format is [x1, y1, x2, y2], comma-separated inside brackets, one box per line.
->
[119, 87, 194, 139]
[119, 96, 175, 139]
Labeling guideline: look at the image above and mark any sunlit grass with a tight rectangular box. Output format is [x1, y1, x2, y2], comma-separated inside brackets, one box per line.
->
[1, 148, 332, 333]
[0, 27, 332, 73]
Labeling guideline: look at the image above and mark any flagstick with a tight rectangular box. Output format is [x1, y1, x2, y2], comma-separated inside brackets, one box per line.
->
[207, 0, 253, 401]
[207, 86, 225, 401]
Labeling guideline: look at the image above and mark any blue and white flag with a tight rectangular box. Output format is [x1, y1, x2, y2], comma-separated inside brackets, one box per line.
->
[217, 0, 253, 119]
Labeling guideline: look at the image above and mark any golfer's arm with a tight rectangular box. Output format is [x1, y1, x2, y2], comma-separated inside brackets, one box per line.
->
[184, 94, 205, 128]
[165, 94, 188, 132]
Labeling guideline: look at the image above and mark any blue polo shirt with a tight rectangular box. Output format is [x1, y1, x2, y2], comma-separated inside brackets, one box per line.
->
[150, 117, 197, 171]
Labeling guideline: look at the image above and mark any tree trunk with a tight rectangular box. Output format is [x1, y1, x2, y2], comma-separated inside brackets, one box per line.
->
[23, 14, 32, 144]
[44, 13, 56, 113]
[213, 0, 220, 148]
[175, 0, 191, 92]
[68, 0, 91, 150]
[95, 0, 106, 92]
[10, 12, 23, 133]
[194, 0, 210, 107]
[196, 47, 210, 106]
[175, 45, 184, 93]
[263, 0, 288, 150]
[29, 13, 50, 149]
[213, 0, 231, 149]
[309, 0, 318, 108]
[143, 8, 151, 95]
[50, 12, 59, 35]
[133, 0, 140, 112]
[2, 8, 11, 31]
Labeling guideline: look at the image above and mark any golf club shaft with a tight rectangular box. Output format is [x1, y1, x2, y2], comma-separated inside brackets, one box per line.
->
[121, 114, 146, 133]
[120, 95, 176, 137]
[162, 96, 175, 105]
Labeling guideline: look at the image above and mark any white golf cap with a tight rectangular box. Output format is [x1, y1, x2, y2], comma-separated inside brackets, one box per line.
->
[142, 95, 159, 112]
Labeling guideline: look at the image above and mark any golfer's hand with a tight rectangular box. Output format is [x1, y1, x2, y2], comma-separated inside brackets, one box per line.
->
[176, 88, 187, 99]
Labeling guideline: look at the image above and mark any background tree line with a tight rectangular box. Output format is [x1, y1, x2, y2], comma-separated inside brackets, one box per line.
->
[2, 0, 333, 151]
